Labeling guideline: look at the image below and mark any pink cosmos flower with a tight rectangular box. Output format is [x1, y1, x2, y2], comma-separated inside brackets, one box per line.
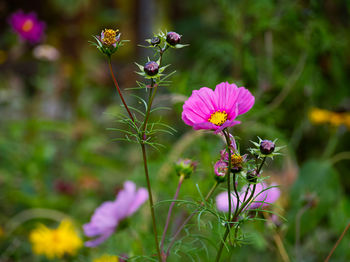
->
[216, 183, 280, 212]
[182, 82, 255, 133]
[83, 181, 148, 247]
[8, 10, 45, 44]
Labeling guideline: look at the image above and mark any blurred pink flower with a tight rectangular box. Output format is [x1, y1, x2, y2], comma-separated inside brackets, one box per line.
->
[216, 183, 280, 212]
[83, 181, 148, 247]
[182, 82, 254, 133]
[8, 10, 45, 44]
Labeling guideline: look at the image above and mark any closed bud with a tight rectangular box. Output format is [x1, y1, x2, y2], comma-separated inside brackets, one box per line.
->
[166, 31, 181, 46]
[144, 61, 159, 76]
[151, 36, 160, 46]
[175, 158, 197, 179]
[246, 170, 258, 183]
[260, 140, 275, 155]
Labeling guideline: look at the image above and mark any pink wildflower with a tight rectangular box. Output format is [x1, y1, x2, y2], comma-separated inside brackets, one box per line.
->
[216, 183, 280, 212]
[83, 181, 148, 247]
[8, 10, 45, 44]
[182, 82, 254, 133]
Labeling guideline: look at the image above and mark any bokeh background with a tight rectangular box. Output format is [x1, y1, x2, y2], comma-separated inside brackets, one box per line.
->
[0, 0, 350, 261]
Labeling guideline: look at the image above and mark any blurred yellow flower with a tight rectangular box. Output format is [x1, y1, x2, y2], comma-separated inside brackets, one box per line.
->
[93, 254, 119, 262]
[29, 220, 82, 259]
[309, 108, 350, 130]
[309, 108, 330, 124]
[328, 112, 344, 127]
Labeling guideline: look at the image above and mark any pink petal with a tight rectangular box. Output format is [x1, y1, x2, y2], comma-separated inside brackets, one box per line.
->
[236, 87, 255, 115]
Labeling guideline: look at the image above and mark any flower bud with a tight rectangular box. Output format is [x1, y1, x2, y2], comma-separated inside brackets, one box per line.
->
[246, 170, 257, 183]
[214, 160, 228, 182]
[150, 36, 160, 46]
[260, 140, 275, 155]
[166, 31, 181, 46]
[175, 159, 197, 178]
[143, 61, 159, 76]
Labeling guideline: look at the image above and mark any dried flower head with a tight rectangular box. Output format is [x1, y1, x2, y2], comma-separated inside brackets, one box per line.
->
[101, 29, 120, 47]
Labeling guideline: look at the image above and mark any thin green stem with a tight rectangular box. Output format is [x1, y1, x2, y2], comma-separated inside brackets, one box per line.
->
[222, 130, 232, 221]
[160, 175, 185, 256]
[215, 157, 266, 261]
[165, 182, 219, 258]
[138, 46, 168, 262]
[140, 144, 161, 262]
[232, 172, 240, 217]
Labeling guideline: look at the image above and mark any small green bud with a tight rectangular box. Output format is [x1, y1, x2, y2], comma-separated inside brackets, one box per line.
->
[175, 159, 197, 179]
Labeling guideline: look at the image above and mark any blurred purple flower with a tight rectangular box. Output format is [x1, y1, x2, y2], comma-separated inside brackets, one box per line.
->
[216, 183, 280, 212]
[8, 10, 45, 44]
[182, 82, 255, 133]
[83, 181, 148, 247]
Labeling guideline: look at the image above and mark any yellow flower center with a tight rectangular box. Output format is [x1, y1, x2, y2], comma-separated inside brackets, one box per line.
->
[208, 110, 227, 126]
[231, 153, 243, 167]
[22, 19, 34, 32]
[102, 29, 119, 46]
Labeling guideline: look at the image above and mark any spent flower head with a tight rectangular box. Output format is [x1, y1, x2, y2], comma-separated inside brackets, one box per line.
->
[92, 28, 125, 58]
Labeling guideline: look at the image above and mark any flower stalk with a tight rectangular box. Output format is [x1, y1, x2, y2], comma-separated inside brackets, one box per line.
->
[165, 181, 219, 258]
[215, 156, 266, 261]
[160, 174, 185, 260]
[108, 59, 134, 122]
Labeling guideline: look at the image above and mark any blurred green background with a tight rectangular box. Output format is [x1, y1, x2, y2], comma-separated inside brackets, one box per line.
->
[0, 0, 350, 261]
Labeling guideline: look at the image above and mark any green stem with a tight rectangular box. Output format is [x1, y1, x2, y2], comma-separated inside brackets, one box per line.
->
[165, 182, 219, 258]
[215, 157, 266, 261]
[138, 47, 168, 262]
[222, 130, 232, 222]
[160, 175, 185, 255]
[322, 129, 339, 159]
[140, 143, 161, 262]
